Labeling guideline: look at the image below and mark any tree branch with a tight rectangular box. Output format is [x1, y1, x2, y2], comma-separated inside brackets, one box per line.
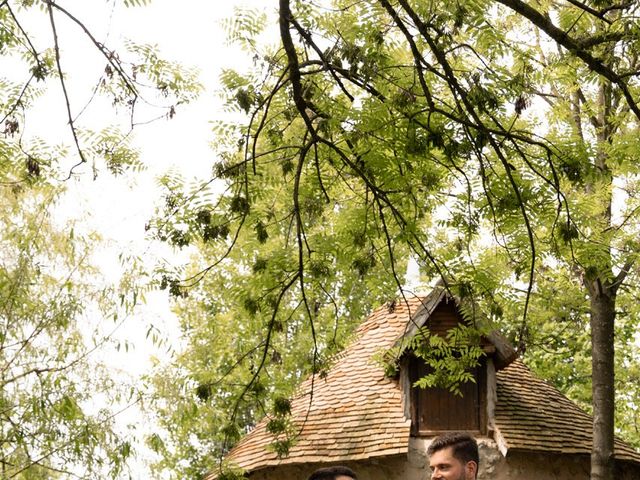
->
[45, 0, 138, 97]
[495, 0, 640, 120]
[46, 1, 87, 178]
[279, 0, 316, 134]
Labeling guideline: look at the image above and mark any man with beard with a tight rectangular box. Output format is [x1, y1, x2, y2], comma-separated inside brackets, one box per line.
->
[427, 432, 479, 480]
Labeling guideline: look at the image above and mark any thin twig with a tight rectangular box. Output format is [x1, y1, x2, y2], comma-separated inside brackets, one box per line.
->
[46, 1, 87, 178]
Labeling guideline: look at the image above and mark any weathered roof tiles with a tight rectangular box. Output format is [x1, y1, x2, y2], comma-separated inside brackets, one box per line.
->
[218, 298, 423, 475]
[214, 293, 640, 478]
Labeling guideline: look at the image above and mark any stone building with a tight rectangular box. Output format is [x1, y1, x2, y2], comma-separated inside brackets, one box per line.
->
[211, 288, 640, 479]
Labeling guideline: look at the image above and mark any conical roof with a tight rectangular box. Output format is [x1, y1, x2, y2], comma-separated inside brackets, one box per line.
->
[212, 291, 640, 477]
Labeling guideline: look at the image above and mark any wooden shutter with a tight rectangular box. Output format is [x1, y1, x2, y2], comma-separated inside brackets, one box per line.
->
[410, 357, 486, 435]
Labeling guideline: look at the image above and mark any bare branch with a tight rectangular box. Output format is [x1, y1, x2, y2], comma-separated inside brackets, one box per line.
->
[45, 0, 138, 97]
[494, 0, 640, 120]
[612, 259, 635, 294]
[563, 0, 613, 23]
[279, 0, 317, 135]
[46, 1, 87, 178]
[5, 3, 40, 60]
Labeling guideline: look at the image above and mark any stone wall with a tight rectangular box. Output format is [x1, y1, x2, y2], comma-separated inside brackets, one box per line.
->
[248, 455, 419, 480]
[248, 437, 640, 480]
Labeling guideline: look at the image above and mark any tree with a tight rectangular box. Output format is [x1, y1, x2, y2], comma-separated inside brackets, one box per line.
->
[150, 1, 640, 478]
[1, 0, 200, 477]
[0, 160, 135, 478]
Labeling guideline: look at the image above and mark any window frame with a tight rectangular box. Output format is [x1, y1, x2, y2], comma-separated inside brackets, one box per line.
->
[408, 355, 488, 436]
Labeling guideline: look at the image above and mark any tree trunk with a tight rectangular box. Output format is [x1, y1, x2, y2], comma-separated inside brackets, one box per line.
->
[588, 282, 616, 480]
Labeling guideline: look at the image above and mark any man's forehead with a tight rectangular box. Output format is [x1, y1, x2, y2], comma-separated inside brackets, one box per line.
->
[429, 446, 456, 462]
[335, 476, 355, 480]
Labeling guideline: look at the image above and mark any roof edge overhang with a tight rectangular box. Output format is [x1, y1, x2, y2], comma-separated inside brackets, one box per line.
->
[493, 415, 640, 467]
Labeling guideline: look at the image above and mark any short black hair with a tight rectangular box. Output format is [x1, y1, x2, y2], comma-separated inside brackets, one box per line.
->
[427, 432, 479, 467]
[307, 465, 357, 480]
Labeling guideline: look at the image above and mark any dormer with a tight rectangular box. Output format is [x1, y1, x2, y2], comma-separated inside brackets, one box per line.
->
[395, 290, 517, 437]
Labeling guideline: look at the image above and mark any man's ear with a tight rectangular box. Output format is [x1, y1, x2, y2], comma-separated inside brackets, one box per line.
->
[464, 460, 478, 479]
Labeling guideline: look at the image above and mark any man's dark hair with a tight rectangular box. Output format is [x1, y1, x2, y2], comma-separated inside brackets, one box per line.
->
[307, 465, 357, 480]
[427, 432, 479, 467]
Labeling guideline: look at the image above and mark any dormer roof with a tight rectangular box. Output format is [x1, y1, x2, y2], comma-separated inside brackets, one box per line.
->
[391, 287, 517, 369]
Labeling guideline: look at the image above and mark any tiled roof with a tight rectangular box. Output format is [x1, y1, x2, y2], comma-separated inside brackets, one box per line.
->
[495, 359, 640, 463]
[215, 293, 640, 476]
[216, 297, 425, 476]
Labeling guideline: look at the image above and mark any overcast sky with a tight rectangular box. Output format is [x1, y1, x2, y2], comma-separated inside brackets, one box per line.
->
[18, 0, 271, 375]
[9, 1, 273, 475]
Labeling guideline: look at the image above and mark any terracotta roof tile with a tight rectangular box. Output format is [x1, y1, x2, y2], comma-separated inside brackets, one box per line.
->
[495, 360, 640, 463]
[212, 293, 640, 477]
[216, 298, 423, 475]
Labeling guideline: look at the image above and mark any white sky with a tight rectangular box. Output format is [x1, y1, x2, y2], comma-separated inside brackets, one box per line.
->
[41, 0, 274, 364]
[11, 0, 262, 371]
[6, 0, 272, 476]
[74, 1, 273, 476]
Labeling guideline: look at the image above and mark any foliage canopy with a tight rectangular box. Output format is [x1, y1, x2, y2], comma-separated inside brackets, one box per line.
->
[150, 1, 640, 479]
[1, 0, 200, 477]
